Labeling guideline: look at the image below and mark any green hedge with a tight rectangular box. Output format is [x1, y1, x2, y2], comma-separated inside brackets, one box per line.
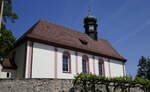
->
[73, 73, 150, 92]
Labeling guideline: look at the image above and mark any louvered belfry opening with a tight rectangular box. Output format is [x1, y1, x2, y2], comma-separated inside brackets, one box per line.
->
[84, 15, 98, 40]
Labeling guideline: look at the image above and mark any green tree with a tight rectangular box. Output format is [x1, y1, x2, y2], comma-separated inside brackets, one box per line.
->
[0, 0, 18, 58]
[136, 56, 150, 80]
[0, 24, 16, 57]
[1, 0, 18, 23]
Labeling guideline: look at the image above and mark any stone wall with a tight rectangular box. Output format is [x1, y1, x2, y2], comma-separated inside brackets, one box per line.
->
[0, 79, 144, 92]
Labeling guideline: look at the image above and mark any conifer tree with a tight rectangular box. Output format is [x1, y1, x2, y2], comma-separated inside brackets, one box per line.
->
[137, 56, 150, 80]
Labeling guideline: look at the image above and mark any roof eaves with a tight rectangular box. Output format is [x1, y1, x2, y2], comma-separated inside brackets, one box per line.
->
[27, 36, 127, 62]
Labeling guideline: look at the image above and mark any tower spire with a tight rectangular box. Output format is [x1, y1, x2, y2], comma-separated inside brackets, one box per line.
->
[84, 8, 98, 40]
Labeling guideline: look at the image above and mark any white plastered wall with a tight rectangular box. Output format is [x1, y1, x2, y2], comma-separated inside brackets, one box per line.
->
[32, 42, 55, 78]
[77, 52, 94, 74]
[29, 42, 125, 78]
[0, 64, 7, 78]
[109, 59, 124, 77]
[57, 48, 76, 79]
[103, 58, 111, 77]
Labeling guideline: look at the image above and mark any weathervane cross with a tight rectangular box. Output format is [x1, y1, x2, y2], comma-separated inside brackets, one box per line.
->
[88, 6, 92, 16]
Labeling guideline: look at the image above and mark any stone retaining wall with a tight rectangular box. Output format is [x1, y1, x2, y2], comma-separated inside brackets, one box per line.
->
[0, 79, 144, 92]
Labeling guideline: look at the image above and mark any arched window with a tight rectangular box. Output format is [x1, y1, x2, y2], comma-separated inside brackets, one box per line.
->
[82, 55, 89, 73]
[99, 59, 104, 76]
[62, 51, 71, 73]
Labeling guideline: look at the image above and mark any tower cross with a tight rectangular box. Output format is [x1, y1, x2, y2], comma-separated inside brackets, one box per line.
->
[88, 7, 92, 16]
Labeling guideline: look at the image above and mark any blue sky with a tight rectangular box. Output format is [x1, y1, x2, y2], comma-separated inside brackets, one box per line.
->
[6, 0, 150, 76]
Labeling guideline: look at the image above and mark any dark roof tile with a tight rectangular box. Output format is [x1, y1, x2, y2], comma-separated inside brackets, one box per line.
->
[20, 20, 126, 61]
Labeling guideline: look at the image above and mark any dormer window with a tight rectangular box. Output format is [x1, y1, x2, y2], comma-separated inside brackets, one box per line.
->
[79, 38, 88, 45]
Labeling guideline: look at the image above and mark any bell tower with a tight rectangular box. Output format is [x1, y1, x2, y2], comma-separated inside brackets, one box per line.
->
[84, 8, 98, 40]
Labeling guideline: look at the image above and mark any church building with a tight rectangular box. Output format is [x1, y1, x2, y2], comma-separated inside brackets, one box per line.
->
[2, 14, 127, 79]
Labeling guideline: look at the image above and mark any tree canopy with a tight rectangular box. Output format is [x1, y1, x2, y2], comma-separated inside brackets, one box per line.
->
[0, 24, 16, 57]
[136, 56, 150, 80]
[0, 0, 18, 58]
[1, 0, 18, 23]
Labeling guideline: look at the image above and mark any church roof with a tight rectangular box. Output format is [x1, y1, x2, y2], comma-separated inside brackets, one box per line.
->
[18, 20, 126, 62]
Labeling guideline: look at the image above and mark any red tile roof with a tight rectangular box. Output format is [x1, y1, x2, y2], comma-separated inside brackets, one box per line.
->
[1, 59, 17, 69]
[20, 20, 126, 61]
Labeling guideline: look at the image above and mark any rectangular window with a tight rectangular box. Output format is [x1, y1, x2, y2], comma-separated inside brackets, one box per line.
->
[63, 56, 69, 72]
[82, 60, 87, 73]
[99, 62, 103, 75]
[7, 73, 10, 78]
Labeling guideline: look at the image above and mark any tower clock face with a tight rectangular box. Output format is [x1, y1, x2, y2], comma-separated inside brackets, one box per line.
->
[89, 26, 94, 31]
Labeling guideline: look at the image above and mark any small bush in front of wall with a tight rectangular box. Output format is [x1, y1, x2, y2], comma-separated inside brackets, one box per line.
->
[73, 73, 150, 92]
